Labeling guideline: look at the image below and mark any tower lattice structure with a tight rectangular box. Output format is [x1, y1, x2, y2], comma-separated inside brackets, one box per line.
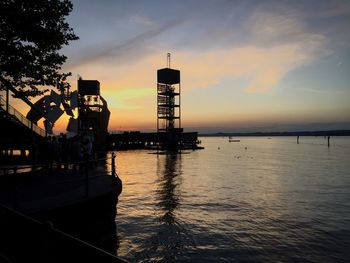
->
[157, 53, 181, 133]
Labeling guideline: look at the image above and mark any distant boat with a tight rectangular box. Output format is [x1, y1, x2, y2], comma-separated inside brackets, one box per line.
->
[228, 136, 240, 142]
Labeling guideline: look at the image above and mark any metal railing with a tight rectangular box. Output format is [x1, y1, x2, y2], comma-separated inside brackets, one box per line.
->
[0, 152, 125, 262]
[157, 83, 175, 93]
[0, 203, 127, 262]
[0, 152, 120, 207]
[0, 96, 46, 137]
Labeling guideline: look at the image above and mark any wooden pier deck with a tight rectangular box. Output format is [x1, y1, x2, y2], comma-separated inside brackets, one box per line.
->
[108, 131, 201, 149]
[0, 167, 120, 214]
[0, 159, 124, 261]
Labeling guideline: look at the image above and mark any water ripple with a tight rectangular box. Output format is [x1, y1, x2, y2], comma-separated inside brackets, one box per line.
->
[115, 137, 350, 262]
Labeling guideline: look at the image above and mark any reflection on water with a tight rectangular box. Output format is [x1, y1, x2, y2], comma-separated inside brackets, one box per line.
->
[120, 153, 195, 262]
[115, 137, 350, 262]
[156, 153, 181, 225]
[153, 153, 195, 262]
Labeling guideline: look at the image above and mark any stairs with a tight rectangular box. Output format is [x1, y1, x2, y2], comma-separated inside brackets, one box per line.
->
[0, 96, 46, 138]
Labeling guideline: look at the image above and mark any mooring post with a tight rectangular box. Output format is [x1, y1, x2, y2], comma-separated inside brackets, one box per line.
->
[85, 161, 89, 197]
[6, 84, 9, 113]
[13, 167, 19, 209]
[111, 152, 116, 184]
[297, 136, 299, 144]
[327, 136, 330, 147]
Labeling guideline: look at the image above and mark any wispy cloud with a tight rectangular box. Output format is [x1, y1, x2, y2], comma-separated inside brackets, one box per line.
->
[128, 14, 155, 26]
[175, 44, 316, 93]
[103, 87, 153, 109]
[169, 8, 328, 93]
[65, 19, 182, 69]
[56, 0, 350, 132]
[71, 41, 318, 104]
[65, 1, 332, 95]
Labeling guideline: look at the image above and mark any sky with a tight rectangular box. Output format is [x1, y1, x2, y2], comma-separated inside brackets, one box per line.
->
[8, 0, 350, 133]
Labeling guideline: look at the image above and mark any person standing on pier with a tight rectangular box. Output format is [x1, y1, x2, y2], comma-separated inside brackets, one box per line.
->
[82, 137, 93, 168]
[71, 136, 82, 174]
[51, 136, 62, 171]
[59, 134, 70, 171]
[46, 136, 54, 170]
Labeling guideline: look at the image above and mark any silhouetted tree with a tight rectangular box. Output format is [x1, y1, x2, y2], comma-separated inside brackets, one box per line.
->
[0, 0, 78, 98]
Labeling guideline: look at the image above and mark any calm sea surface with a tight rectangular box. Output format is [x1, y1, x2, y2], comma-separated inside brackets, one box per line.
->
[114, 136, 350, 263]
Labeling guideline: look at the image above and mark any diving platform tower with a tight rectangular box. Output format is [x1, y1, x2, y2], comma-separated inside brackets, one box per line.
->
[107, 53, 202, 150]
[157, 53, 182, 134]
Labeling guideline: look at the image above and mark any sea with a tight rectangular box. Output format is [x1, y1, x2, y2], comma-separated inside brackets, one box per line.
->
[113, 136, 350, 263]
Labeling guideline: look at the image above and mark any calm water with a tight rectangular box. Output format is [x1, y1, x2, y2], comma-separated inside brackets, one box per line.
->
[114, 136, 350, 262]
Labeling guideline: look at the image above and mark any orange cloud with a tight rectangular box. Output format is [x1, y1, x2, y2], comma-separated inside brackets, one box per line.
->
[58, 41, 323, 132]
[67, 42, 317, 97]
[6, 37, 324, 134]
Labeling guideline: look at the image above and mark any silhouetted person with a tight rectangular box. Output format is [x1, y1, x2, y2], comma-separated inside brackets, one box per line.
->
[51, 136, 62, 170]
[71, 136, 82, 174]
[59, 134, 70, 171]
[45, 136, 54, 170]
[29, 136, 38, 164]
[81, 136, 94, 172]
[82, 137, 93, 161]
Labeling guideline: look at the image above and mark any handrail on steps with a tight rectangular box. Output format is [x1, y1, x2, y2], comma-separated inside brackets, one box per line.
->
[0, 96, 46, 137]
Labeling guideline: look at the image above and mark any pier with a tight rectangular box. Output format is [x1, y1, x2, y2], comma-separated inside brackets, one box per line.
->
[0, 155, 124, 262]
[108, 131, 201, 150]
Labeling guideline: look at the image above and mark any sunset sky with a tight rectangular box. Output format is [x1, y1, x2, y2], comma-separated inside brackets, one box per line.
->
[8, 0, 350, 133]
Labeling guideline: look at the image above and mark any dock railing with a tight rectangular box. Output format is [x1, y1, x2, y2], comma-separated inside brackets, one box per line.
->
[0, 203, 127, 263]
[0, 152, 120, 207]
[0, 152, 125, 262]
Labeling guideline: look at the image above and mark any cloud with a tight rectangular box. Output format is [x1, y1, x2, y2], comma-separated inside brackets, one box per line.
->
[300, 0, 350, 18]
[65, 19, 182, 69]
[177, 8, 328, 93]
[62, 0, 331, 120]
[128, 14, 155, 26]
[66, 40, 323, 104]
[103, 87, 153, 109]
[63, 0, 335, 96]
[174, 43, 317, 93]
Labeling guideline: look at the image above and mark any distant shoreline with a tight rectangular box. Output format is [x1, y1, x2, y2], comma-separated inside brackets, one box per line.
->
[199, 130, 350, 137]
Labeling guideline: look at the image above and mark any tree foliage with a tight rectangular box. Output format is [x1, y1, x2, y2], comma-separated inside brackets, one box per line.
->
[0, 0, 78, 98]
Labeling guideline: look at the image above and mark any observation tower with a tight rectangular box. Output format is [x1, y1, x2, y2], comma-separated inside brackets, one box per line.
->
[157, 53, 182, 133]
